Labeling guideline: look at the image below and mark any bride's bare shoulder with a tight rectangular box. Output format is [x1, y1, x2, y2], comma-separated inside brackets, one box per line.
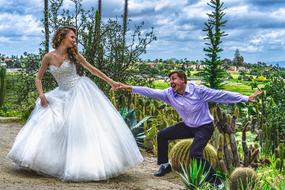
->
[45, 51, 57, 58]
[41, 52, 55, 66]
[43, 51, 58, 62]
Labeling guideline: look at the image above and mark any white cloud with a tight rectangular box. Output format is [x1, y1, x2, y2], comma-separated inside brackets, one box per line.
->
[226, 29, 247, 38]
[181, 1, 208, 20]
[227, 4, 250, 16]
[0, 0, 12, 6]
[154, 0, 188, 11]
[63, 0, 76, 10]
[155, 16, 175, 26]
[270, 7, 285, 21]
[128, 0, 188, 14]
[235, 45, 261, 53]
[225, 40, 262, 53]
[251, 30, 285, 44]
[226, 29, 285, 54]
[0, 13, 42, 35]
[0, 36, 10, 43]
[226, 4, 266, 19]
[129, 0, 154, 13]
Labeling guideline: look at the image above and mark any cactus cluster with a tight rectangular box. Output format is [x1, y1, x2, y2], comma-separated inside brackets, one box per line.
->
[110, 93, 180, 154]
[229, 167, 257, 190]
[0, 66, 6, 107]
[132, 95, 179, 153]
[169, 139, 218, 172]
[275, 143, 285, 172]
[211, 106, 240, 174]
[242, 122, 259, 168]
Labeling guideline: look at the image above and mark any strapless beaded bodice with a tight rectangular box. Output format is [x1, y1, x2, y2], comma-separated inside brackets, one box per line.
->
[49, 60, 81, 90]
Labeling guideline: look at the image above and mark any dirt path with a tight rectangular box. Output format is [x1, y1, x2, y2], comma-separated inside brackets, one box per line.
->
[0, 122, 183, 190]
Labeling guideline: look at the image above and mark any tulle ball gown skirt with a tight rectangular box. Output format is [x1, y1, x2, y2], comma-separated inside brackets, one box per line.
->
[7, 77, 143, 181]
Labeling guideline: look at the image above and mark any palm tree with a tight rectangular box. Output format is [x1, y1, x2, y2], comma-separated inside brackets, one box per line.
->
[121, 0, 128, 65]
[122, 0, 128, 44]
[44, 0, 49, 53]
[98, 0, 102, 18]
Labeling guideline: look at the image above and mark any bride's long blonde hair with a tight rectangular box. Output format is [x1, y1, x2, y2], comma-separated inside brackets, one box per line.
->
[52, 26, 79, 64]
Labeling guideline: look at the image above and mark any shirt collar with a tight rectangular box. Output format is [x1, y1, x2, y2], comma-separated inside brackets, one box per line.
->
[172, 84, 190, 97]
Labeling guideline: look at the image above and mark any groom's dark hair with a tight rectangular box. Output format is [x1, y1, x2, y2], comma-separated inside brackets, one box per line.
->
[168, 70, 187, 84]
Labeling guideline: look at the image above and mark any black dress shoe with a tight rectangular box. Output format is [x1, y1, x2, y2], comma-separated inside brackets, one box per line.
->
[154, 164, 172, 177]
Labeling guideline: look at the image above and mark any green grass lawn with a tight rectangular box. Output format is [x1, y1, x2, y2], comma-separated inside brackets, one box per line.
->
[222, 83, 255, 95]
[153, 80, 169, 89]
[228, 71, 239, 79]
[154, 80, 255, 95]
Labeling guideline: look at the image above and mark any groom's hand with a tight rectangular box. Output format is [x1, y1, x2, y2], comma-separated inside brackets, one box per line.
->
[248, 90, 263, 102]
[110, 81, 121, 90]
[116, 82, 132, 91]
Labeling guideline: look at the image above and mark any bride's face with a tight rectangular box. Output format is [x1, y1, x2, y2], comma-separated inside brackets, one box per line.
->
[63, 30, 76, 48]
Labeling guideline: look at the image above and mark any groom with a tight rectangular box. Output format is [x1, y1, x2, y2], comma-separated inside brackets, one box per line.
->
[117, 70, 262, 188]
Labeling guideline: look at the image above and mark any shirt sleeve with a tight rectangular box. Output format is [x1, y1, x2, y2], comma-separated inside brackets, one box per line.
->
[196, 85, 249, 103]
[132, 86, 171, 104]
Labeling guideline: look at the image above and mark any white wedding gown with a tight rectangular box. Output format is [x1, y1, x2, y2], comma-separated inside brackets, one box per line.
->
[7, 60, 143, 181]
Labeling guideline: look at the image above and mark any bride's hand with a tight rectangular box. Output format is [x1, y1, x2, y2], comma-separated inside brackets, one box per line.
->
[116, 82, 132, 91]
[39, 95, 49, 107]
[110, 81, 121, 90]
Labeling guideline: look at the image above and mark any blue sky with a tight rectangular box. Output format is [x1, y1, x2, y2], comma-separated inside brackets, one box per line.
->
[0, 0, 285, 64]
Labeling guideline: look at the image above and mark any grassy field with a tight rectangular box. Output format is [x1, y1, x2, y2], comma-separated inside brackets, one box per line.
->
[221, 83, 255, 95]
[153, 80, 169, 89]
[228, 71, 239, 79]
[153, 79, 255, 95]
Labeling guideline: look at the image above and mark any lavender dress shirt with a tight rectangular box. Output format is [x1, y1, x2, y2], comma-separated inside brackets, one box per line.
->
[132, 82, 249, 128]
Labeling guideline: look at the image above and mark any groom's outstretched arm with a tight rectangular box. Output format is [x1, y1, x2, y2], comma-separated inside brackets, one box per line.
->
[118, 83, 170, 104]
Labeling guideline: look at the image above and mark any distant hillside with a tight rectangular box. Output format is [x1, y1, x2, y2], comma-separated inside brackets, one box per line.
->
[268, 61, 285, 68]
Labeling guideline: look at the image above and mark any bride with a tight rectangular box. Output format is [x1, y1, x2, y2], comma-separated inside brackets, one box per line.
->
[7, 26, 143, 181]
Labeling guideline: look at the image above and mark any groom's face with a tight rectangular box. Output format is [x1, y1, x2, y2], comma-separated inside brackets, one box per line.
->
[169, 73, 186, 93]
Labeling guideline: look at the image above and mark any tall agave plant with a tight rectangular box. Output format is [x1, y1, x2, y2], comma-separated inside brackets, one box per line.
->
[178, 159, 213, 190]
[120, 107, 152, 148]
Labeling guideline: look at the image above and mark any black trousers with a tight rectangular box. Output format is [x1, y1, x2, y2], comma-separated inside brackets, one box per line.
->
[157, 122, 221, 184]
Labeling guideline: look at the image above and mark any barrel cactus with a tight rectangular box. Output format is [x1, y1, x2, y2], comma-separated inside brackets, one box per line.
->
[169, 139, 218, 172]
[229, 167, 257, 190]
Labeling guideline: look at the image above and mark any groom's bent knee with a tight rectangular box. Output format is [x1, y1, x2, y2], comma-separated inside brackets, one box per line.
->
[157, 130, 164, 141]
[157, 129, 169, 141]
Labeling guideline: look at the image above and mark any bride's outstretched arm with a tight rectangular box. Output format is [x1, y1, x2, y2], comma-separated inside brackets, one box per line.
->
[35, 54, 50, 107]
[76, 53, 120, 89]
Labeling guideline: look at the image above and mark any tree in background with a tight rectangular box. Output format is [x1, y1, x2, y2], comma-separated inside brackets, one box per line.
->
[222, 58, 232, 70]
[233, 49, 244, 68]
[201, 0, 227, 89]
[92, 0, 103, 70]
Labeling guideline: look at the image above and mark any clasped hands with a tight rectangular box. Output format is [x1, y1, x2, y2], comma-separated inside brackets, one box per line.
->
[110, 81, 131, 91]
